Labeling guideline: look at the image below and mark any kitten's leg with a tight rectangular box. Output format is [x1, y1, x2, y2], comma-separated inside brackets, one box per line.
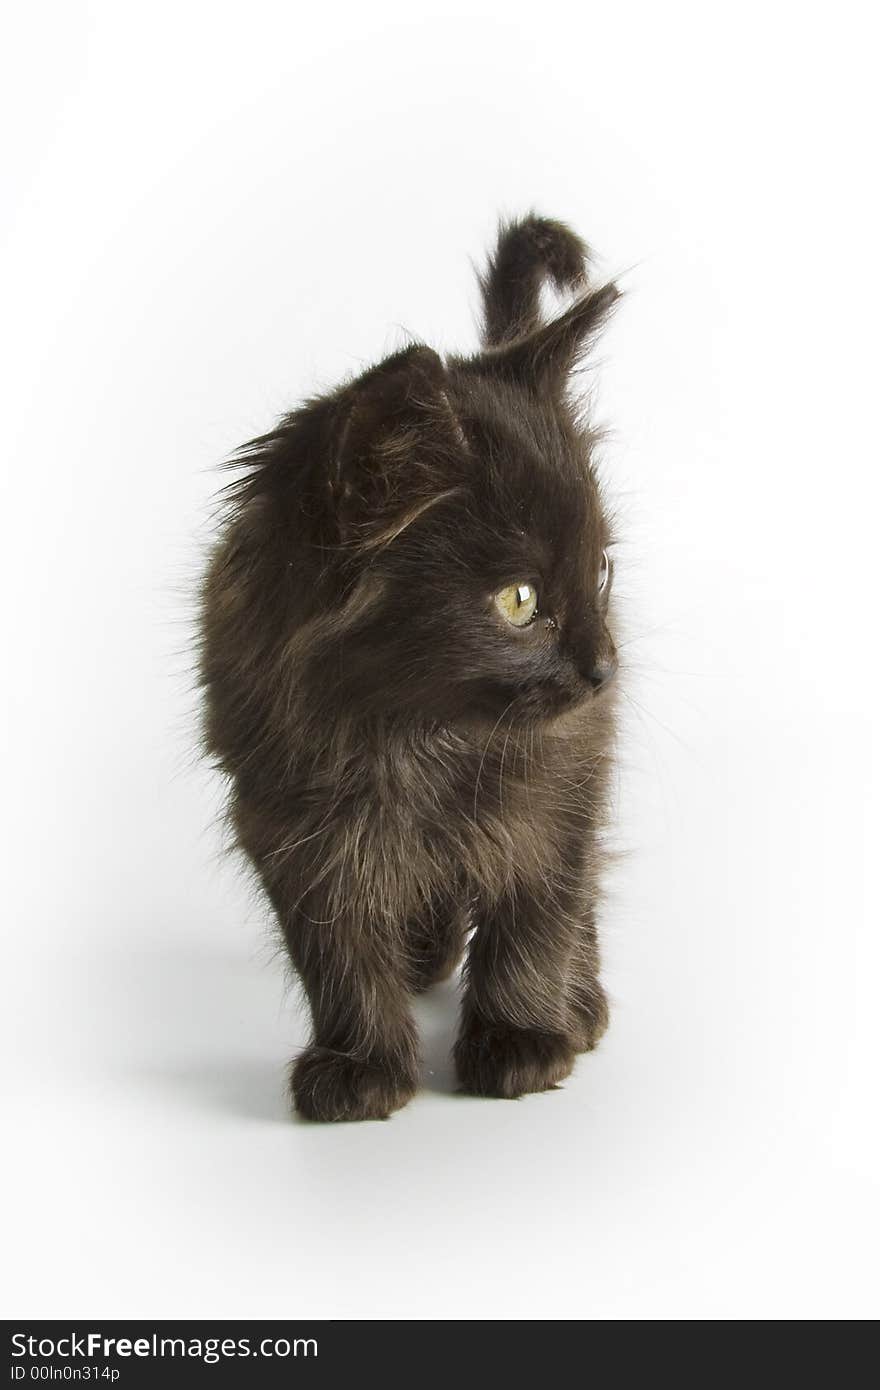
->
[261, 876, 419, 1123]
[567, 906, 610, 1054]
[235, 792, 418, 1122]
[287, 900, 418, 1122]
[405, 894, 470, 993]
[454, 874, 582, 1099]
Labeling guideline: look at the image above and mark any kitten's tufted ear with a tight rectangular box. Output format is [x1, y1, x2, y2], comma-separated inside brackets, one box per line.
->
[327, 344, 464, 547]
[476, 282, 620, 395]
[224, 344, 463, 556]
[330, 345, 445, 487]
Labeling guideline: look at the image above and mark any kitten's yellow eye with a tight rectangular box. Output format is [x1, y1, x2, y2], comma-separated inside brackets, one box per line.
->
[494, 582, 538, 627]
[598, 548, 611, 595]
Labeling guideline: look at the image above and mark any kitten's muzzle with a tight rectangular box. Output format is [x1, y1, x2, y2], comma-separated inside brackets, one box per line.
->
[563, 624, 618, 698]
[588, 654, 618, 693]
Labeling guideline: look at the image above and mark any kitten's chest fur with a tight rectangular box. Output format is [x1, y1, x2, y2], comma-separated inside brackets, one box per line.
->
[241, 709, 612, 926]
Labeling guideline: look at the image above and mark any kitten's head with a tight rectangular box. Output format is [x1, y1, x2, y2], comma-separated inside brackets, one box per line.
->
[224, 217, 619, 732]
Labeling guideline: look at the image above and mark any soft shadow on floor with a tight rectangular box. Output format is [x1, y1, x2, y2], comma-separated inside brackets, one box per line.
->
[97, 929, 296, 1126]
[108, 929, 464, 1123]
[138, 1055, 291, 1125]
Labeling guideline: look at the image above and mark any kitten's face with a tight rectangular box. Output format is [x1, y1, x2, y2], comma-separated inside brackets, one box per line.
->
[314, 378, 618, 728]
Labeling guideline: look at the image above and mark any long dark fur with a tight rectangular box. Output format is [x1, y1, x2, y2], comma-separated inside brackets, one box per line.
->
[199, 214, 621, 1121]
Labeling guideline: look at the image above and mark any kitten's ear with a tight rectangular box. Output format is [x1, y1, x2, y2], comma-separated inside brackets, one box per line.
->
[225, 345, 459, 550]
[477, 282, 620, 394]
[327, 344, 461, 543]
[330, 345, 445, 487]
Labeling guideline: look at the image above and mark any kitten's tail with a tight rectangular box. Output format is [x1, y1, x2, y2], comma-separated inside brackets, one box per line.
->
[478, 214, 590, 348]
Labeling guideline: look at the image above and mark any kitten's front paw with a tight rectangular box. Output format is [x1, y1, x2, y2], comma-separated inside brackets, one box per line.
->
[454, 1020, 576, 1099]
[291, 1047, 417, 1123]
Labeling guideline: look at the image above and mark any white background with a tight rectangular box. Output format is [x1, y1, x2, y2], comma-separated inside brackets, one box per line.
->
[3, 1, 878, 1320]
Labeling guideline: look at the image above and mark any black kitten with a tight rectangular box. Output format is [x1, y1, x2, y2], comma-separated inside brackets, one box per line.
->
[200, 215, 621, 1121]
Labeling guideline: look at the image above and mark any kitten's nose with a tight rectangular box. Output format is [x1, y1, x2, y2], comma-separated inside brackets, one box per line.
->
[589, 654, 618, 692]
